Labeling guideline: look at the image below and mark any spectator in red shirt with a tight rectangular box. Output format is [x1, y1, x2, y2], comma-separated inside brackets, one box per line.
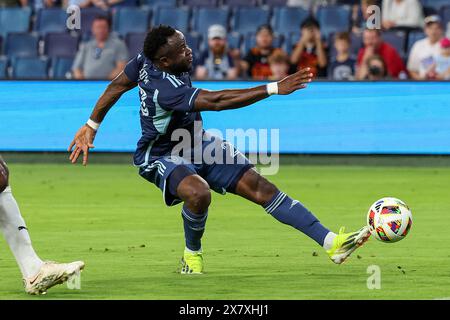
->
[356, 29, 407, 79]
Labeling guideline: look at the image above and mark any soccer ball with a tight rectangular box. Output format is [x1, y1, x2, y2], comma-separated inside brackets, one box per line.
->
[367, 197, 412, 243]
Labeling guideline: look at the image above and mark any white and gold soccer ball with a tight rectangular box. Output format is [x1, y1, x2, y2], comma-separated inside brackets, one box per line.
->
[367, 197, 412, 243]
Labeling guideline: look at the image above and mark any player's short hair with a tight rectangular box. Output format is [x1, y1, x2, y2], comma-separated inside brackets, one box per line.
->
[143, 25, 177, 61]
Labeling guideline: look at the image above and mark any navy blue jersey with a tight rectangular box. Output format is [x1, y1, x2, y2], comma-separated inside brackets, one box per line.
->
[124, 54, 202, 166]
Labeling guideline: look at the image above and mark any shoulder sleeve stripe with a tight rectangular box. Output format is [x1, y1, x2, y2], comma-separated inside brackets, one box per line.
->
[189, 88, 200, 107]
[166, 76, 179, 88]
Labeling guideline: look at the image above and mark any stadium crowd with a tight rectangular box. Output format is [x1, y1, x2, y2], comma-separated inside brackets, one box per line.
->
[0, 0, 449, 80]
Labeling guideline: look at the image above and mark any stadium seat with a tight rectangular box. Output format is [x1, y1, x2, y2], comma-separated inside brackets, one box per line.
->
[51, 57, 74, 79]
[232, 7, 270, 34]
[5, 33, 39, 58]
[185, 33, 202, 53]
[44, 33, 80, 58]
[192, 7, 229, 34]
[422, 0, 449, 11]
[223, 0, 257, 6]
[316, 5, 351, 39]
[407, 31, 426, 54]
[242, 33, 283, 54]
[227, 32, 242, 50]
[154, 7, 190, 33]
[140, 0, 177, 7]
[12, 57, 49, 79]
[382, 30, 407, 58]
[272, 7, 309, 34]
[184, 0, 218, 6]
[35, 8, 68, 35]
[0, 57, 7, 79]
[125, 32, 146, 57]
[0, 7, 32, 38]
[111, 0, 139, 7]
[441, 6, 450, 26]
[113, 7, 151, 37]
[80, 8, 110, 39]
[264, 0, 288, 6]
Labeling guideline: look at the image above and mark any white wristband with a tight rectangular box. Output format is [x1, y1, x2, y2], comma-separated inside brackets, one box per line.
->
[266, 82, 279, 95]
[86, 119, 100, 131]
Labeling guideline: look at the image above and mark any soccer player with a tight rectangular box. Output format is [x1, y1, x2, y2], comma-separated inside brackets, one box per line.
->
[0, 156, 84, 294]
[68, 25, 370, 274]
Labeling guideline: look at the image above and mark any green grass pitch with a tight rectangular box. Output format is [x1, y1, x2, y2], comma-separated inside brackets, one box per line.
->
[1, 162, 449, 300]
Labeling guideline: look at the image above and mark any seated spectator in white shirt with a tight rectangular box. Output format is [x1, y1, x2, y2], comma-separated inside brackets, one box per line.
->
[382, 0, 423, 30]
[72, 16, 129, 80]
[407, 15, 444, 80]
[195, 25, 239, 80]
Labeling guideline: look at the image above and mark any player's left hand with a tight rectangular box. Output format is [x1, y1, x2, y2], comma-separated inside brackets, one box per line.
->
[68, 125, 97, 166]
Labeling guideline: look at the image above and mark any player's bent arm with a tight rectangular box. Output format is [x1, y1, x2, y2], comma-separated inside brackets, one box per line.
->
[0, 157, 9, 193]
[68, 71, 136, 165]
[193, 67, 313, 112]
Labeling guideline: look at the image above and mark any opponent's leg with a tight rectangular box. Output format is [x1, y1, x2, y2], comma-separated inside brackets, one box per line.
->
[0, 159, 43, 279]
[234, 168, 370, 264]
[168, 167, 211, 274]
[0, 158, 84, 294]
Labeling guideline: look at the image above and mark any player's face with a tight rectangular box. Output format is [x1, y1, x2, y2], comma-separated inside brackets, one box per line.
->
[164, 31, 193, 74]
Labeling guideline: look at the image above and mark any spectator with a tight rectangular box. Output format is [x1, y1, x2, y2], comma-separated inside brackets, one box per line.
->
[408, 15, 444, 80]
[72, 16, 128, 80]
[287, 0, 313, 10]
[195, 25, 239, 80]
[63, 0, 95, 8]
[290, 16, 327, 77]
[63, 0, 123, 9]
[242, 25, 285, 80]
[356, 28, 407, 79]
[268, 50, 291, 81]
[0, 0, 27, 6]
[328, 32, 356, 80]
[382, 0, 423, 30]
[364, 55, 389, 80]
[433, 38, 450, 80]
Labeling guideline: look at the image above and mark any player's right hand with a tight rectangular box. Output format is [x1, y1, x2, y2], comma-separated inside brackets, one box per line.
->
[277, 67, 313, 95]
[68, 125, 96, 166]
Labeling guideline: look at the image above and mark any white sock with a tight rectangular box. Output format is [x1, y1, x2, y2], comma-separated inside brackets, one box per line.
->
[0, 186, 43, 278]
[322, 232, 337, 251]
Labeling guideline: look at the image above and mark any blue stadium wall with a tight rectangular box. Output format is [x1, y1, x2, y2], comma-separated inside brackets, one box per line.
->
[0, 81, 449, 154]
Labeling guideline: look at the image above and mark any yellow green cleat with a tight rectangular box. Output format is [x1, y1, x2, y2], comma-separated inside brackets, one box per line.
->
[180, 250, 204, 274]
[326, 226, 371, 264]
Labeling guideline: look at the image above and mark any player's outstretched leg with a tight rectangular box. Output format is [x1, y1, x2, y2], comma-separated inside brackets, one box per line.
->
[175, 173, 211, 274]
[0, 158, 85, 294]
[234, 168, 370, 264]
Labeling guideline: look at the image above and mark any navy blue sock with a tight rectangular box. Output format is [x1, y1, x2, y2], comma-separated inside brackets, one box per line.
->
[264, 191, 330, 246]
[181, 205, 208, 251]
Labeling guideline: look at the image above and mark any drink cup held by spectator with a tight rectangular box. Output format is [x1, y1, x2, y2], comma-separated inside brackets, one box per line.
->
[290, 16, 327, 77]
[356, 28, 407, 79]
[268, 50, 291, 81]
[328, 32, 356, 80]
[408, 15, 444, 80]
[433, 38, 450, 81]
[72, 16, 129, 80]
[195, 25, 239, 80]
[242, 25, 286, 80]
[382, 0, 424, 30]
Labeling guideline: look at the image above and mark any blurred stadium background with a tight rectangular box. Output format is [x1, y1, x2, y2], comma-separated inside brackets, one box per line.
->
[0, 0, 449, 79]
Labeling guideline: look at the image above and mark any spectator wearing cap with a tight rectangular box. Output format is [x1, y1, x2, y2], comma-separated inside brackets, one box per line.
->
[433, 38, 450, 80]
[408, 15, 444, 80]
[72, 16, 129, 80]
[242, 25, 286, 80]
[290, 17, 327, 78]
[382, 0, 423, 30]
[356, 28, 407, 79]
[195, 25, 239, 80]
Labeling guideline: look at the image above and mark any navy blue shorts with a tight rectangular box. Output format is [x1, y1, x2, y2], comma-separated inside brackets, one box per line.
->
[138, 133, 254, 206]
